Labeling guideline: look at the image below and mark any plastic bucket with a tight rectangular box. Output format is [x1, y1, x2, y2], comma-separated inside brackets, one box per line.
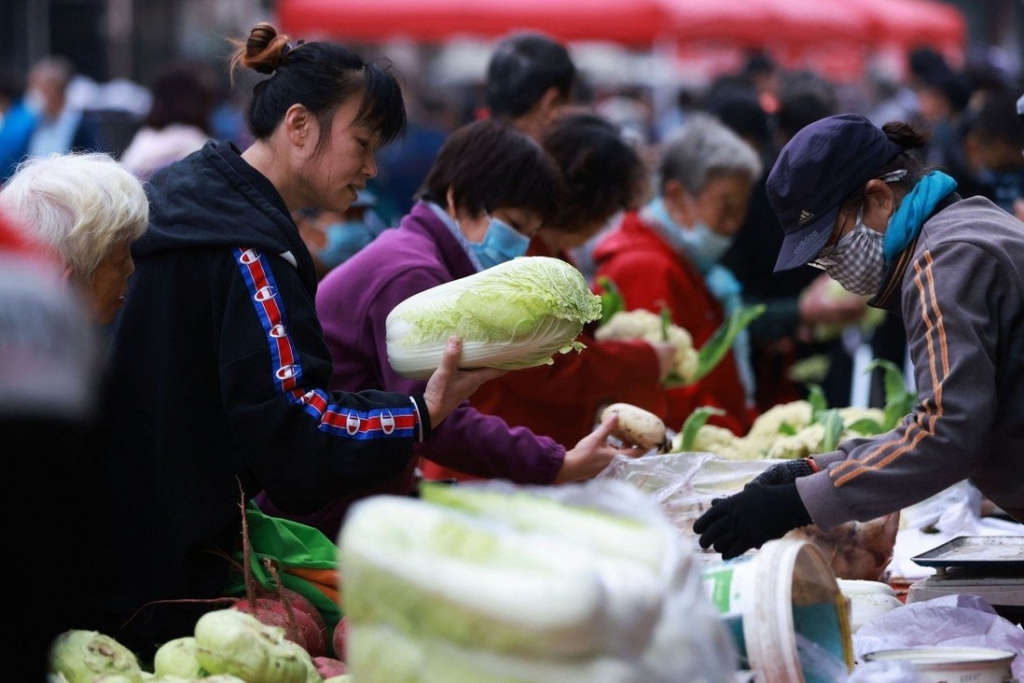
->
[863, 646, 1017, 683]
[702, 539, 853, 683]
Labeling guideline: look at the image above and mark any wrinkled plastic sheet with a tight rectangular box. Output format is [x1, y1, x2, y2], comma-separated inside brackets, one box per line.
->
[853, 593, 1024, 680]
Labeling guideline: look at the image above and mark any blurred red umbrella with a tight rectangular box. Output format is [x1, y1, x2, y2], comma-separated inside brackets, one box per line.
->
[853, 0, 966, 52]
[276, 0, 673, 45]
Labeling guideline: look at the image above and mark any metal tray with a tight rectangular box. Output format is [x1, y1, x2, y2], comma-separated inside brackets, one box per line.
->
[912, 536, 1024, 569]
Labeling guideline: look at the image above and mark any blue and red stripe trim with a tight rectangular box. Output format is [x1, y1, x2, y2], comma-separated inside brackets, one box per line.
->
[234, 247, 418, 439]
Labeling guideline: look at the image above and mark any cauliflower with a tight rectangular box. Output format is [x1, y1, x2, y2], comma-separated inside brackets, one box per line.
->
[766, 423, 826, 460]
[838, 406, 886, 432]
[682, 424, 744, 460]
[595, 309, 699, 383]
[748, 400, 814, 438]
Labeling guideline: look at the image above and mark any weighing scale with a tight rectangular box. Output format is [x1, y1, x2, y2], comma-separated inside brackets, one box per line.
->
[906, 536, 1024, 625]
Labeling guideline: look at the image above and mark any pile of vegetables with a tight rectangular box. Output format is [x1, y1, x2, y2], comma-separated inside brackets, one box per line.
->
[385, 256, 602, 379]
[48, 617, 350, 683]
[671, 359, 915, 460]
[337, 480, 738, 682]
[593, 276, 765, 388]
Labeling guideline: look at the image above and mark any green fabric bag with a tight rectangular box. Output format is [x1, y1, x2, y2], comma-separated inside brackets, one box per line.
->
[225, 501, 342, 633]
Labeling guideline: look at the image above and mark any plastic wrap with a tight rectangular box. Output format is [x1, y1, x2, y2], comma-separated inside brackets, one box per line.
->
[338, 478, 739, 683]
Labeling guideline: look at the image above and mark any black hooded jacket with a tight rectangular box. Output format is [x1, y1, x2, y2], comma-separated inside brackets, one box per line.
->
[90, 141, 428, 654]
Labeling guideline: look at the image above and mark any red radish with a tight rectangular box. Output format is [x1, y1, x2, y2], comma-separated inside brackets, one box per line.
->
[313, 656, 348, 677]
[233, 596, 327, 657]
[332, 616, 348, 662]
[258, 586, 327, 634]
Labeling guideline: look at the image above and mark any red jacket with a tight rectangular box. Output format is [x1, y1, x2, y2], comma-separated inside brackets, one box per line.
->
[419, 237, 663, 482]
[591, 211, 755, 436]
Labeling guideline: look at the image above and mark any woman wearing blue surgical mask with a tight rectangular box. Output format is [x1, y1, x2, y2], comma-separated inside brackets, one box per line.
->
[592, 113, 763, 437]
[425, 110, 680, 479]
[259, 118, 645, 540]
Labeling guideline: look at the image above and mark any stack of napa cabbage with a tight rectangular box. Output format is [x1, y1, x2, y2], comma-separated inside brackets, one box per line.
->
[337, 480, 737, 683]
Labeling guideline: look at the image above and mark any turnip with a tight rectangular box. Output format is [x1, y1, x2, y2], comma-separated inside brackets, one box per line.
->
[48, 630, 145, 683]
[331, 617, 348, 662]
[233, 595, 326, 658]
[313, 655, 348, 677]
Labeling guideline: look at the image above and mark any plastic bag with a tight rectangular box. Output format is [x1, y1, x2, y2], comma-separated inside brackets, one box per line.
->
[853, 593, 1024, 680]
[225, 501, 342, 632]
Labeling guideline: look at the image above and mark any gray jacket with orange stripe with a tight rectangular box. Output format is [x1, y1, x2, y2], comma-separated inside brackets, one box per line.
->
[798, 196, 1024, 529]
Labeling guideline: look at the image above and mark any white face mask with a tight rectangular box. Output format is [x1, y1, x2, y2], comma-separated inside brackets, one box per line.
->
[820, 209, 886, 296]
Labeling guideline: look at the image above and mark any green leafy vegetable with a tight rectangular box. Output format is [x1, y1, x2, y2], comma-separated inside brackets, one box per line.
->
[690, 303, 766, 384]
[678, 406, 727, 452]
[386, 256, 602, 379]
[596, 276, 624, 325]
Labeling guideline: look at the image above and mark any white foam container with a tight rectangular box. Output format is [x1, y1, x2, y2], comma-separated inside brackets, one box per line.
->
[863, 646, 1017, 683]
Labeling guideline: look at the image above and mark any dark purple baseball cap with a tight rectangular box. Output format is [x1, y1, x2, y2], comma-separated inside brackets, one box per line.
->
[767, 113, 904, 272]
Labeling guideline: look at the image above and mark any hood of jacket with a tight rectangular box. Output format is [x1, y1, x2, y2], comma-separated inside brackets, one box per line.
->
[135, 140, 318, 289]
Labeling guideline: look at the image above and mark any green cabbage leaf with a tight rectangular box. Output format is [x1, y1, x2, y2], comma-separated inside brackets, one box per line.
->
[386, 256, 602, 379]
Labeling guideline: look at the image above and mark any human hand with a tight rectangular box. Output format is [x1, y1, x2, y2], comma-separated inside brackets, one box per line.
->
[423, 336, 506, 428]
[798, 273, 868, 327]
[747, 458, 818, 487]
[554, 411, 646, 483]
[1014, 198, 1024, 224]
[693, 483, 811, 559]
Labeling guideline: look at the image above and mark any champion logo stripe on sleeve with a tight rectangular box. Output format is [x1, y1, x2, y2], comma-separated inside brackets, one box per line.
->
[832, 251, 946, 486]
[234, 247, 418, 440]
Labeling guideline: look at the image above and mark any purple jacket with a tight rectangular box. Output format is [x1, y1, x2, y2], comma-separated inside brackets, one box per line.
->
[270, 202, 565, 536]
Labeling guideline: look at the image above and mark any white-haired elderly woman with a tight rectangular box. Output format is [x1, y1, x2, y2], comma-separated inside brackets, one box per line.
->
[0, 151, 148, 324]
[591, 112, 763, 437]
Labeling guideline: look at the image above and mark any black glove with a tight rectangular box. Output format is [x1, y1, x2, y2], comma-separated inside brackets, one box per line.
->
[693, 482, 812, 560]
[747, 458, 817, 487]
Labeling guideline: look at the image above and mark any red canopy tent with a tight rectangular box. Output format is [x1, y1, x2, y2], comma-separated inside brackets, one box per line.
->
[276, 0, 674, 45]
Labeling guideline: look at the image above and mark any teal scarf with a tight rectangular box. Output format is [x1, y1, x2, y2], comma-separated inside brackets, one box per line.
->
[883, 171, 957, 262]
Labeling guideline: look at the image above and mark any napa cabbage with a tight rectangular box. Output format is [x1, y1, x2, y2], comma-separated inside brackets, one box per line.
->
[385, 256, 602, 379]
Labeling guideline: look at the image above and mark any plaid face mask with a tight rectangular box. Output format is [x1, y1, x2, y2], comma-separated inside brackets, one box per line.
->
[823, 209, 886, 296]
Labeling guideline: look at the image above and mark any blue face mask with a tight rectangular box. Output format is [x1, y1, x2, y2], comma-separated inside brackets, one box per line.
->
[319, 220, 376, 269]
[469, 216, 530, 270]
[647, 198, 734, 273]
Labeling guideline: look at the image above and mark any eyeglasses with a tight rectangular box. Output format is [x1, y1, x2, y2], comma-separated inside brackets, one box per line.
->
[808, 217, 847, 270]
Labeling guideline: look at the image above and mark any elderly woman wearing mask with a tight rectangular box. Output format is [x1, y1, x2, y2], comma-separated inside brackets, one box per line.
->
[0, 151, 148, 324]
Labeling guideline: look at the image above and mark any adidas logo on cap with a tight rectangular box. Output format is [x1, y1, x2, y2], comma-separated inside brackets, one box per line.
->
[798, 209, 815, 226]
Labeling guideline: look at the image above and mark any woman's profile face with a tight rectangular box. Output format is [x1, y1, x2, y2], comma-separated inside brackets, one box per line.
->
[84, 240, 135, 324]
[299, 98, 380, 215]
[695, 172, 754, 237]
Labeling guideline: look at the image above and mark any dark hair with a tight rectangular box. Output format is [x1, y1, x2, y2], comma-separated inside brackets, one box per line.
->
[839, 120, 929, 214]
[229, 23, 406, 154]
[145, 63, 216, 134]
[485, 32, 576, 121]
[969, 87, 1024, 150]
[541, 111, 647, 233]
[417, 119, 559, 223]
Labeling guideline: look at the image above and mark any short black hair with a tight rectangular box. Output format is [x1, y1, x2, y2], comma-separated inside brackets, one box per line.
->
[485, 32, 576, 121]
[417, 118, 559, 223]
[541, 111, 647, 233]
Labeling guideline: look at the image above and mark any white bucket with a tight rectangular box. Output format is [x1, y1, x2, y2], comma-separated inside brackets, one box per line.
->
[702, 539, 853, 683]
[863, 646, 1017, 683]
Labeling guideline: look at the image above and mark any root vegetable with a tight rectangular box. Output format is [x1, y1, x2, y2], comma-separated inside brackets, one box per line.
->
[153, 636, 204, 678]
[601, 403, 669, 453]
[48, 630, 145, 683]
[332, 617, 348, 662]
[233, 596, 326, 658]
[194, 609, 320, 683]
[313, 655, 348, 677]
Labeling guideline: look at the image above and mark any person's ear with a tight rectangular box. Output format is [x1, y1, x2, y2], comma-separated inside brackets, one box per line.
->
[863, 178, 896, 219]
[283, 104, 312, 148]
